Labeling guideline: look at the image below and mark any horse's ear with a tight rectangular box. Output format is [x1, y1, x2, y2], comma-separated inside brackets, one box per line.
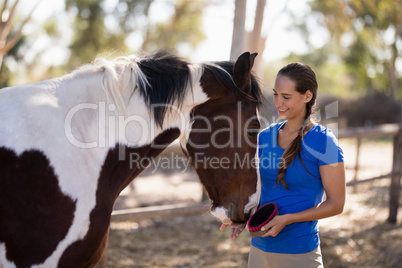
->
[233, 52, 257, 90]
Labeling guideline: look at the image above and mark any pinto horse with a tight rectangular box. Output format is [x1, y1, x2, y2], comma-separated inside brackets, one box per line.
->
[0, 51, 263, 267]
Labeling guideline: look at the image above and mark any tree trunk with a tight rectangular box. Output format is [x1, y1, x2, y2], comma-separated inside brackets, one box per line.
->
[388, 130, 402, 223]
[230, 0, 247, 61]
[248, 0, 266, 53]
[247, 0, 266, 78]
[388, 30, 399, 99]
[0, 54, 4, 71]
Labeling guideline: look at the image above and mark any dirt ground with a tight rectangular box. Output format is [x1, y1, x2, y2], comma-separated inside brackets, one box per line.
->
[103, 139, 402, 268]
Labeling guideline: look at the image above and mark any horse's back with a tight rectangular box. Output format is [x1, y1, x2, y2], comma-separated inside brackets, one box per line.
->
[0, 80, 62, 148]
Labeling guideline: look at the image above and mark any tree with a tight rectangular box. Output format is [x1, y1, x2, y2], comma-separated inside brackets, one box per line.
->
[141, 0, 206, 53]
[65, 0, 130, 69]
[230, 0, 247, 62]
[246, 0, 266, 76]
[0, 0, 38, 70]
[65, 0, 207, 69]
[309, 0, 402, 98]
[230, 0, 275, 78]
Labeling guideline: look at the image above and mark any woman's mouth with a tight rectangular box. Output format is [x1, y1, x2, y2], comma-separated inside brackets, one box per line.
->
[277, 108, 288, 114]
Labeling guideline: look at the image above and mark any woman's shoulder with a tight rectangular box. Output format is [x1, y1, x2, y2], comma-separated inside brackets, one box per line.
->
[305, 123, 342, 152]
[308, 123, 338, 140]
[305, 123, 344, 164]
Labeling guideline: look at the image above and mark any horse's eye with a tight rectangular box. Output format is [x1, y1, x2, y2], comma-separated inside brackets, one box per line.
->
[247, 128, 260, 137]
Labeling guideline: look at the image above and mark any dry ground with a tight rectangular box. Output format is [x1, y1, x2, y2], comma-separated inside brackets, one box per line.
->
[103, 139, 402, 267]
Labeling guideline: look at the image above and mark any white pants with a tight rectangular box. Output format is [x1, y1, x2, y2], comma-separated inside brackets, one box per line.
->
[248, 245, 324, 268]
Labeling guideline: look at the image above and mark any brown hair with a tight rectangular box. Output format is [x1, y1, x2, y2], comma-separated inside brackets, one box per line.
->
[276, 63, 317, 189]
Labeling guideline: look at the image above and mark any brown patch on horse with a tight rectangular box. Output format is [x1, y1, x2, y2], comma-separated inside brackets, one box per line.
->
[58, 128, 180, 267]
[0, 147, 76, 267]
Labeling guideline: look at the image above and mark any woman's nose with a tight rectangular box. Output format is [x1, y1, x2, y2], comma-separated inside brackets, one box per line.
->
[274, 97, 282, 106]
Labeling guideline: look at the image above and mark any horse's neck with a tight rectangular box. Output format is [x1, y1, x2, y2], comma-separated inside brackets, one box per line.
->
[99, 127, 181, 201]
[58, 72, 106, 109]
[59, 68, 206, 148]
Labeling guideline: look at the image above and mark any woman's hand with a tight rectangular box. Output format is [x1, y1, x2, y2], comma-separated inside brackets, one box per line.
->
[220, 222, 246, 240]
[260, 214, 290, 237]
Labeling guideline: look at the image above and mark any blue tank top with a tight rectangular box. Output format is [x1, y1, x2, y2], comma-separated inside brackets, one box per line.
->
[251, 122, 344, 254]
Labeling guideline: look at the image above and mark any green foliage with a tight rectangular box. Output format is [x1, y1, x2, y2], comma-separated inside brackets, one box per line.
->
[308, 0, 402, 99]
[2, 0, 208, 85]
[142, 0, 206, 52]
[285, 44, 352, 98]
[112, 0, 153, 32]
[0, 64, 11, 88]
[64, 0, 207, 70]
[65, 0, 130, 69]
[43, 18, 62, 38]
[0, 35, 26, 87]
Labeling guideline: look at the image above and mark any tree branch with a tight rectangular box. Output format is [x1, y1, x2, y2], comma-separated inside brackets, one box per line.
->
[0, 1, 40, 55]
[2, 0, 19, 36]
[1, 0, 9, 22]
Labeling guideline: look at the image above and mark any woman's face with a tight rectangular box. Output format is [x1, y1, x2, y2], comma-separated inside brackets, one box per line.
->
[273, 75, 311, 121]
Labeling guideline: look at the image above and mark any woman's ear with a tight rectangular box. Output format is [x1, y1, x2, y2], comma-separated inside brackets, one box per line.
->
[304, 90, 313, 103]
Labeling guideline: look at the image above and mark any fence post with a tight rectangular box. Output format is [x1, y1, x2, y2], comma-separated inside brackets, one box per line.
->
[352, 137, 362, 192]
[388, 129, 402, 223]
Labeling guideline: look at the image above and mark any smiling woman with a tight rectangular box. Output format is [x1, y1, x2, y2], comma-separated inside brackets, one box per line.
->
[222, 62, 345, 268]
[249, 63, 344, 268]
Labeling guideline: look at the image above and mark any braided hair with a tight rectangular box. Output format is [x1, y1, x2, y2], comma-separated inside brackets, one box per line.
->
[276, 63, 318, 189]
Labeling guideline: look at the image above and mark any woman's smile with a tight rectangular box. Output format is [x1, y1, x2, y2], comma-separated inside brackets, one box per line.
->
[273, 75, 309, 121]
[277, 108, 289, 115]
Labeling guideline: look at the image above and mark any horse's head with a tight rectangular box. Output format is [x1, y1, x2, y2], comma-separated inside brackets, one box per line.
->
[185, 52, 262, 224]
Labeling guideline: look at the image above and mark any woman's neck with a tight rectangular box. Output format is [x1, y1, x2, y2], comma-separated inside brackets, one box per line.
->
[283, 118, 305, 133]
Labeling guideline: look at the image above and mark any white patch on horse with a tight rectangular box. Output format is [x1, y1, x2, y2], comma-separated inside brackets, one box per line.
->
[177, 63, 207, 153]
[244, 151, 261, 216]
[211, 207, 232, 225]
[0, 243, 16, 268]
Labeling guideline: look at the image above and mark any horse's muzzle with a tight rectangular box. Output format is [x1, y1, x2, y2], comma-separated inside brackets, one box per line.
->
[229, 203, 250, 224]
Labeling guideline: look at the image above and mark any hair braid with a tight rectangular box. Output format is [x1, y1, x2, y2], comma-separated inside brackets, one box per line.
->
[275, 63, 317, 189]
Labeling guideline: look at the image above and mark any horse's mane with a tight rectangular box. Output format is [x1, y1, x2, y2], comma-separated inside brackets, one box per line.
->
[71, 50, 193, 127]
[136, 51, 193, 126]
[73, 50, 263, 127]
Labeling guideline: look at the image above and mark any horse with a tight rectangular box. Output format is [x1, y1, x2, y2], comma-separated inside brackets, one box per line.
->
[0, 50, 263, 268]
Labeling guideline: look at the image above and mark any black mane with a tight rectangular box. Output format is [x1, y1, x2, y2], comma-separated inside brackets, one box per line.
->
[136, 51, 263, 127]
[137, 50, 191, 127]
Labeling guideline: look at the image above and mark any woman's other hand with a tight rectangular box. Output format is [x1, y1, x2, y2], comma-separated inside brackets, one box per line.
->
[220, 222, 246, 240]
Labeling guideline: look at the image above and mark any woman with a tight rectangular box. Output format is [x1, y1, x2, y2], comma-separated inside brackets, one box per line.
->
[221, 62, 345, 268]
